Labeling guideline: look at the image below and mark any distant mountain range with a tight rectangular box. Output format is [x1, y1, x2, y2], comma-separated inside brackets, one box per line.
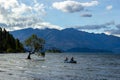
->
[10, 28, 120, 53]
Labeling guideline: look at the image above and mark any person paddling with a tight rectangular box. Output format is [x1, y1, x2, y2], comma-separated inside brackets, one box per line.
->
[64, 57, 69, 63]
[70, 57, 74, 62]
[65, 57, 68, 61]
[70, 57, 77, 63]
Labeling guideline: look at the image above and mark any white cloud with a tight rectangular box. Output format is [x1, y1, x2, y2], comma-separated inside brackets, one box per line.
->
[33, 3, 46, 15]
[52, 1, 84, 13]
[0, 0, 19, 9]
[52, 0, 99, 13]
[33, 0, 37, 4]
[106, 5, 113, 10]
[80, 1, 99, 7]
[11, 3, 32, 16]
[0, 0, 55, 31]
[35, 22, 63, 30]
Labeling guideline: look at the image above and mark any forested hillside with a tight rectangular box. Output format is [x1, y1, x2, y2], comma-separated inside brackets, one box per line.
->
[0, 27, 24, 53]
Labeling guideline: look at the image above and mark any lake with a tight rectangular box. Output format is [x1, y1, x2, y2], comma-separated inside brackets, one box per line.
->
[0, 53, 120, 80]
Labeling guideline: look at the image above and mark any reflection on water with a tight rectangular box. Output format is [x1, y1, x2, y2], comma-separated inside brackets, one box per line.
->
[0, 53, 120, 80]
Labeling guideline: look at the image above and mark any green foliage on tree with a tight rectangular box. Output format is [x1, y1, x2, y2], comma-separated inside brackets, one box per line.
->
[24, 34, 45, 53]
[0, 27, 24, 53]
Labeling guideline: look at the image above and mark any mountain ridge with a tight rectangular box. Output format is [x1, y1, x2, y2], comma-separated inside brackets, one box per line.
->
[10, 28, 120, 53]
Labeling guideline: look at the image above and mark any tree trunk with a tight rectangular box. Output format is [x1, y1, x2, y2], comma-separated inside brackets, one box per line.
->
[27, 52, 31, 59]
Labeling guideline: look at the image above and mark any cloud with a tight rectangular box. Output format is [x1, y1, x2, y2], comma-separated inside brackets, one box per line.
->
[52, 1, 84, 13]
[107, 24, 120, 36]
[106, 5, 113, 10]
[75, 21, 115, 30]
[104, 21, 115, 26]
[97, 23, 120, 37]
[0, 0, 58, 31]
[76, 25, 107, 30]
[52, 0, 99, 13]
[80, 13, 92, 17]
[0, 23, 7, 27]
[0, 0, 19, 10]
[105, 29, 120, 37]
[73, 21, 120, 37]
[75, 22, 120, 37]
[34, 22, 63, 30]
[116, 24, 120, 29]
[80, 1, 99, 7]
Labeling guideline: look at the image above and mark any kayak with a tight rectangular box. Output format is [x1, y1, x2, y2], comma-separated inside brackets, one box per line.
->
[64, 60, 77, 63]
[69, 61, 77, 63]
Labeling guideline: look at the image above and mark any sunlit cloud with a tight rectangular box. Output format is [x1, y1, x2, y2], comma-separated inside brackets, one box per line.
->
[0, 0, 61, 31]
[52, 1, 84, 13]
[80, 1, 99, 7]
[34, 22, 63, 30]
[52, 0, 99, 13]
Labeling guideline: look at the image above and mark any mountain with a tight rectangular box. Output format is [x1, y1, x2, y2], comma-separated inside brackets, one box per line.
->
[10, 28, 120, 53]
[66, 47, 113, 53]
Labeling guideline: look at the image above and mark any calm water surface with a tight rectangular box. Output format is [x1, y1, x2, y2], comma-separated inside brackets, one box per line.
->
[0, 53, 120, 80]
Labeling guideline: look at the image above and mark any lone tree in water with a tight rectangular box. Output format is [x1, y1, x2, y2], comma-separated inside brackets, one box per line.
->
[24, 34, 45, 59]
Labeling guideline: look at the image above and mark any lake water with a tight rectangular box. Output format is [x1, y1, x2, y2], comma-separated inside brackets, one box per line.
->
[0, 53, 120, 80]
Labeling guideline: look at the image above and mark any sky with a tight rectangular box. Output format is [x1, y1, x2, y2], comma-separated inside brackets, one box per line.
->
[0, 0, 120, 37]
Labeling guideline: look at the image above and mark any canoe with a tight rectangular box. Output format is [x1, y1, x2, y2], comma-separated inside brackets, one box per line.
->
[64, 61, 77, 63]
